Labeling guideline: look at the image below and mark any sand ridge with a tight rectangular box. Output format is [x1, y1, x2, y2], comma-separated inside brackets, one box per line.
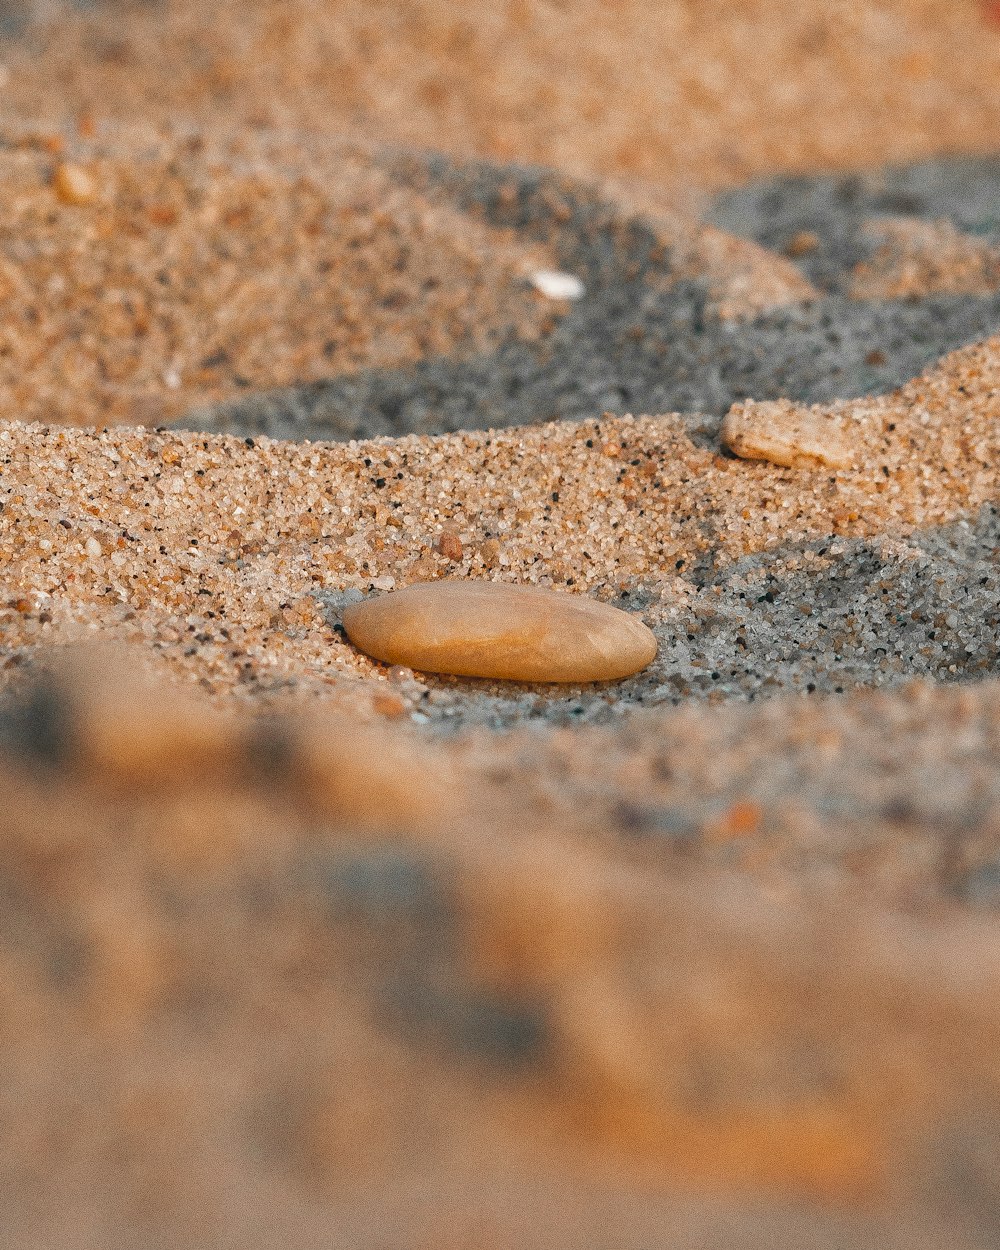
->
[0, 126, 560, 428]
[3, 336, 999, 725]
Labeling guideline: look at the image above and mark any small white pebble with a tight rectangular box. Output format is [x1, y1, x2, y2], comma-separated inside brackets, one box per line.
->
[85, 537, 102, 557]
[530, 270, 585, 301]
[163, 368, 182, 390]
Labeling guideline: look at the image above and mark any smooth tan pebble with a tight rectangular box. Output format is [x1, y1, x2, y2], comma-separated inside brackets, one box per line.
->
[341, 579, 658, 683]
[53, 161, 97, 207]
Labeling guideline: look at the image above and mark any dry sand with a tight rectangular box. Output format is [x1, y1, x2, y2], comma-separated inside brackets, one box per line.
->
[4, 0, 1000, 191]
[3, 3, 1000, 1248]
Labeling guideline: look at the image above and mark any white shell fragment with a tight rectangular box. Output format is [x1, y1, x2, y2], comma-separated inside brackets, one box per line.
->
[720, 398, 857, 470]
[530, 270, 586, 300]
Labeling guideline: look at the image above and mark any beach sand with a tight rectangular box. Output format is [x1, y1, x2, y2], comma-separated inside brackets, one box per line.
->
[3, 3, 1000, 1247]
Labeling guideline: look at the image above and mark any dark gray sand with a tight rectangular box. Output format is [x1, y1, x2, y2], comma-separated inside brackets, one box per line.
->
[173, 155, 1000, 443]
[709, 155, 1000, 291]
[352, 504, 1000, 734]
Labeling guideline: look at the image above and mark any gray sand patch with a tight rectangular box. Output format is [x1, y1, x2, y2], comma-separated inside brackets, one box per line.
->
[327, 505, 1000, 734]
[709, 155, 1000, 291]
[173, 154, 1000, 443]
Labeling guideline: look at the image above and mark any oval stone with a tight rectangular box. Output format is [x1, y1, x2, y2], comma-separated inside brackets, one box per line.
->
[341, 580, 657, 683]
